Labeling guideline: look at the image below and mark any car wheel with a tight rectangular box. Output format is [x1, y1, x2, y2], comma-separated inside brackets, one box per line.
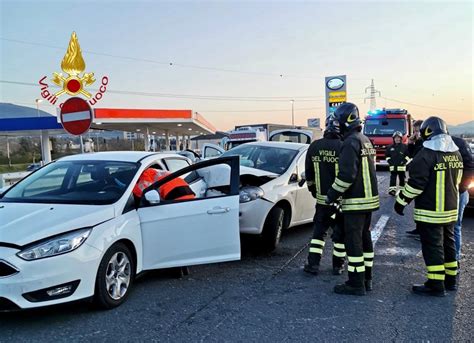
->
[94, 242, 135, 309]
[261, 206, 285, 252]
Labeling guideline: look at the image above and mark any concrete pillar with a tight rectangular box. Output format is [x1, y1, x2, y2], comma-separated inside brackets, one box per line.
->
[187, 135, 191, 149]
[41, 131, 52, 164]
[181, 135, 186, 150]
[175, 132, 180, 150]
[144, 128, 150, 151]
[165, 130, 170, 151]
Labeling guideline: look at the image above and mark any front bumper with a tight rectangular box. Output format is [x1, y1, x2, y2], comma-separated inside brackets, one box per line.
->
[0, 243, 102, 310]
[239, 198, 274, 235]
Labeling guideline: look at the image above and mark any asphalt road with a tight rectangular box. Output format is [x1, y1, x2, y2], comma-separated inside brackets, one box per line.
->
[1, 170, 473, 342]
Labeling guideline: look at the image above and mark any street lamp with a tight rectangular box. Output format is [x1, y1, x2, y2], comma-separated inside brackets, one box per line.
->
[35, 99, 44, 164]
[290, 99, 295, 127]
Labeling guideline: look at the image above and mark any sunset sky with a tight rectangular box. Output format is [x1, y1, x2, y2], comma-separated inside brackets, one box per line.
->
[1, 0, 472, 130]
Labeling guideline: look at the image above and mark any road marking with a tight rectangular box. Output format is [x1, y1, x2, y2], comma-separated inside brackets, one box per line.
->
[371, 214, 390, 245]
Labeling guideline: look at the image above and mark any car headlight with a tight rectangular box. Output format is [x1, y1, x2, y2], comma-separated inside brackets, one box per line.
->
[469, 181, 474, 190]
[17, 229, 92, 261]
[239, 186, 264, 203]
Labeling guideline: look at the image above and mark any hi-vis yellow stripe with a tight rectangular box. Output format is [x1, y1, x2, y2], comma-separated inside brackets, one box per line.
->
[314, 161, 321, 194]
[436, 170, 445, 212]
[335, 162, 339, 180]
[362, 156, 372, 198]
[456, 170, 463, 190]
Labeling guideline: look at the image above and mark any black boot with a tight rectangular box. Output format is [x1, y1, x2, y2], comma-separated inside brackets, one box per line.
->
[365, 280, 373, 291]
[334, 282, 366, 296]
[412, 283, 446, 297]
[445, 275, 457, 291]
[303, 263, 319, 275]
[406, 228, 420, 235]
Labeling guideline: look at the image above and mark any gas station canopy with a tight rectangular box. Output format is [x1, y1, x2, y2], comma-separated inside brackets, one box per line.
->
[92, 108, 216, 136]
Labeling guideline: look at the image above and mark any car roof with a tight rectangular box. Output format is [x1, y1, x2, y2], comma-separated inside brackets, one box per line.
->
[58, 151, 186, 163]
[242, 141, 307, 150]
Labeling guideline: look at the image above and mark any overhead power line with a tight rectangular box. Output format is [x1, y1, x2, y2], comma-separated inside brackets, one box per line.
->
[1, 37, 371, 80]
[1, 79, 358, 102]
[2, 79, 467, 114]
[380, 96, 467, 113]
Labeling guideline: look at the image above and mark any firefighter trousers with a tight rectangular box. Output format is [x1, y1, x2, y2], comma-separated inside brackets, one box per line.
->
[417, 223, 457, 290]
[389, 171, 405, 193]
[344, 212, 374, 288]
[307, 204, 345, 268]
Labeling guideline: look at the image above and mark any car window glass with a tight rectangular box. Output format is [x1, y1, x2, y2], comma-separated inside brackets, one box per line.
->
[2, 161, 138, 205]
[205, 147, 222, 158]
[22, 165, 69, 197]
[164, 158, 190, 172]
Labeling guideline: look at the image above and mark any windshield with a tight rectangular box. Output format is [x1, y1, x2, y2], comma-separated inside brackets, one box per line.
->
[270, 131, 311, 144]
[222, 145, 298, 174]
[363, 118, 407, 137]
[1, 160, 139, 205]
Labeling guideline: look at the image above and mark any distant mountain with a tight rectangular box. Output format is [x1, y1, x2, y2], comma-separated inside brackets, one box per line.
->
[448, 120, 474, 136]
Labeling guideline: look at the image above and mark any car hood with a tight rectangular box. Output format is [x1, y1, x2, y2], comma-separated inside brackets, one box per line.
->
[240, 166, 278, 177]
[0, 203, 115, 246]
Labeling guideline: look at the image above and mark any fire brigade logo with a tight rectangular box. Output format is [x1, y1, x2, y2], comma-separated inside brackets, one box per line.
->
[52, 32, 95, 98]
[38, 32, 109, 107]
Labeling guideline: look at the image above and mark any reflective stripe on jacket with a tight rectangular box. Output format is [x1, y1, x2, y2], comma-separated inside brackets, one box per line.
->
[396, 147, 463, 224]
[305, 136, 343, 205]
[329, 131, 379, 213]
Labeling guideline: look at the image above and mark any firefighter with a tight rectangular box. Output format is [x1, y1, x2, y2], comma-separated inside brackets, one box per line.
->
[386, 131, 410, 196]
[408, 120, 424, 158]
[326, 103, 379, 296]
[133, 168, 195, 201]
[394, 116, 463, 296]
[303, 115, 345, 276]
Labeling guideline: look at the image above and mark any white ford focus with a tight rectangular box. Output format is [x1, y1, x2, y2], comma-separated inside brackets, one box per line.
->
[0, 152, 241, 310]
[221, 142, 315, 251]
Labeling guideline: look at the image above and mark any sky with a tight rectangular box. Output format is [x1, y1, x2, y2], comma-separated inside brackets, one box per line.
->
[0, 0, 472, 130]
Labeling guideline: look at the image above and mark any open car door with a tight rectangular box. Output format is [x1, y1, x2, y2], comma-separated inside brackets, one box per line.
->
[202, 143, 225, 159]
[137, 156, 240, 270]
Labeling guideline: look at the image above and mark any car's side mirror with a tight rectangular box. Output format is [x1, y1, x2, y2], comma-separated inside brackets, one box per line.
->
[289, 173, 298, 184]
[298, 171, 306, 187]
[144, 189, 161, 205]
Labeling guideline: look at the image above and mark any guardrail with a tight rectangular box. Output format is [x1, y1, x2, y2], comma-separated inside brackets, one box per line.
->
[0, 172, 31, 188]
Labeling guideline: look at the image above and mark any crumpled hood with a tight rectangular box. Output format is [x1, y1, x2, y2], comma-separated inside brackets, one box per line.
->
[0, 203, 115, 246]
[240, 166, 278, 177]
[423, 134, 459, 153]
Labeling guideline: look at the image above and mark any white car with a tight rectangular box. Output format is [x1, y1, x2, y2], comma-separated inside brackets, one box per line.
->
[0, 152, 241, 310]
[221, 142, 315, 251]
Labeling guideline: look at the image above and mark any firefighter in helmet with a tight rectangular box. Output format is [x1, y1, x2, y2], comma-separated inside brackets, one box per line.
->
[326, 103, 379, 296]
[394, 116, 463, 296]
[385, 131, 410, 196]
[303, 115, 346, 276]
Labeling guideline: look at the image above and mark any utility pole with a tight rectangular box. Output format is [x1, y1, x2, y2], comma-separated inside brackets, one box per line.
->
[364, 79, 381, 111]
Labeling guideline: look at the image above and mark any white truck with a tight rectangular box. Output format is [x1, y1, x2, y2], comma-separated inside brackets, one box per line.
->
[225, 124, 322, 150]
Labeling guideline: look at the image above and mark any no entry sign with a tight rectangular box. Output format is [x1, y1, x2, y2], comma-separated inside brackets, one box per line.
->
[60, 97, 93, 135]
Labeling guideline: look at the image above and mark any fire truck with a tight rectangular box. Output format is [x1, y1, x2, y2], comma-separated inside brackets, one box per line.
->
[363, 108, 413, 164]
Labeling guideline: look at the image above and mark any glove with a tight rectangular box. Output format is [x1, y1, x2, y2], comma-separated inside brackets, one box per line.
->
[394, 201, 405, 216]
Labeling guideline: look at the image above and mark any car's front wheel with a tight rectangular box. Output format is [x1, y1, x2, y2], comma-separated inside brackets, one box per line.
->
[261, 206, 285, 252]
[94, 242, 135, 309]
